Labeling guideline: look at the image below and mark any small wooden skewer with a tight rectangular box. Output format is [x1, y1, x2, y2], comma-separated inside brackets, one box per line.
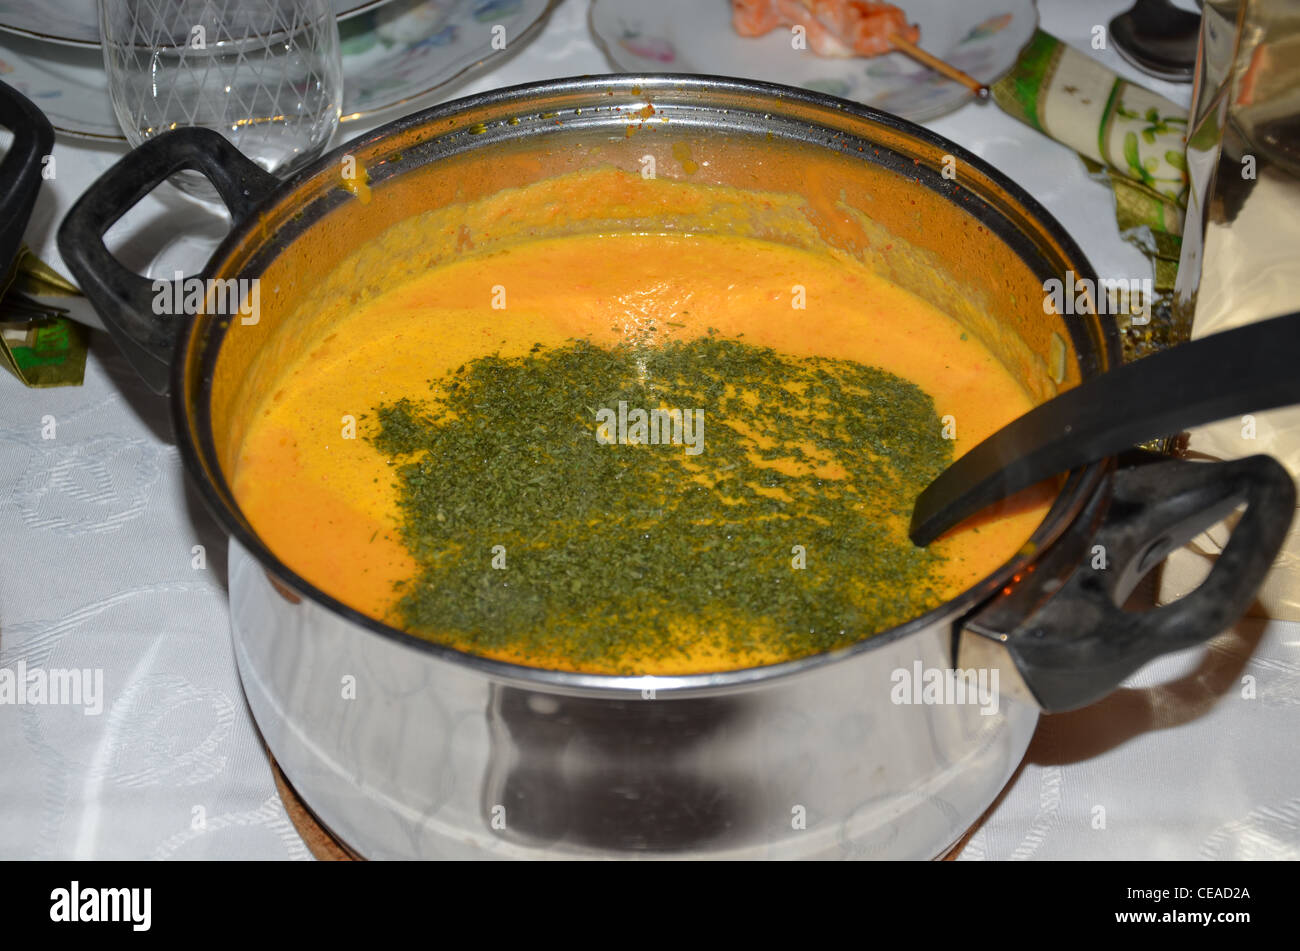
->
[889, 34, 990, 99]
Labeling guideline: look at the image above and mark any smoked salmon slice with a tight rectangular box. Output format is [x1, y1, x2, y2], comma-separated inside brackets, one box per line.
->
[732, 0, 920, 58]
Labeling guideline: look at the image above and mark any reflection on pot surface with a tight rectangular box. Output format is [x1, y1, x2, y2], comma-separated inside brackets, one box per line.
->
[483, 689, 760, 851]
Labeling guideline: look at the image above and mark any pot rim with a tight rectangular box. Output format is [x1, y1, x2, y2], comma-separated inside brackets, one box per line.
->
[175, 73, 1119, 696]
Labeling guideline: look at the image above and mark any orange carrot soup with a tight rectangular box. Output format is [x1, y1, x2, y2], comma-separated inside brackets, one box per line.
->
[231, 168, 1052, 675]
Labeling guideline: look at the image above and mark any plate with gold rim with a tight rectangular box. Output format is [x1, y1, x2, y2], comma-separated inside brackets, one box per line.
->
[0, 0, 556, 140]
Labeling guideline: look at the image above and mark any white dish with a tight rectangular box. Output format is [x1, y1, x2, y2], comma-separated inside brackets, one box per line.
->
[589, 0, 1039, 122]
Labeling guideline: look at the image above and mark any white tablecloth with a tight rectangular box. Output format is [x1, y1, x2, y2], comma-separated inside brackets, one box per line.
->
[3, 0, 1297, 860]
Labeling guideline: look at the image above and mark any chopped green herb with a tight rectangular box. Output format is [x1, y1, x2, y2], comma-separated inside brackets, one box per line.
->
[370, 336, 951, 670]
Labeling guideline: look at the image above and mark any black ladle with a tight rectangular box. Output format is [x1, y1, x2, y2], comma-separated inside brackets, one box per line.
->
[910, 310, 1300, 547]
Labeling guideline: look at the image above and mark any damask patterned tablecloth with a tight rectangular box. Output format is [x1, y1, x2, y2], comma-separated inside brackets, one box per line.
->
[1, 0, 1297, 860]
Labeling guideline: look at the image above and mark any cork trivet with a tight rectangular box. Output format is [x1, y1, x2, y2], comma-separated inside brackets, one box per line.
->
[939, 757, 1024, 860]
[940, 818, 983, 860]
[271, 759, 362, 861]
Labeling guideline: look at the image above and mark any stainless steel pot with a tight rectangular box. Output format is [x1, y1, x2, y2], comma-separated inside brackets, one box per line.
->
[58, 75, 1294, 859]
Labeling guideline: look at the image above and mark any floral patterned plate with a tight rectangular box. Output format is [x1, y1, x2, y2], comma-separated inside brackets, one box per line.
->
[0, 0, 392, 48]
[589, 0, 1038, 122]
[0, 0, 556, 140]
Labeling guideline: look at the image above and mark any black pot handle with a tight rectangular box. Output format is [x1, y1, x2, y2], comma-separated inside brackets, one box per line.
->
[0, 80, 55, 278]
[965, 453, 1295, 712]
[57, 127, 280, 395]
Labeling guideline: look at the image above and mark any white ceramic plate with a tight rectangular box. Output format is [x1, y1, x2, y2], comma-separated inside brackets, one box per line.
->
[590, 0, 1039, 122]
[0, 0, 392, 48]
[0, 0, 556, 140]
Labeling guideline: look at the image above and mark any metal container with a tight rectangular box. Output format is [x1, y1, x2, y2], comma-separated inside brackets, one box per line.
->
[58, 75, 1294, 859]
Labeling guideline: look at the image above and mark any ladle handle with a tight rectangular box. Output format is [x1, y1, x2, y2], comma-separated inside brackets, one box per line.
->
[57, 127, 279, 396]
[910, 311, 1300, 546]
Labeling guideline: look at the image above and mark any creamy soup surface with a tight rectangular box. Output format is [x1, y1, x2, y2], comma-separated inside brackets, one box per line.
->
[232, 174, 1052, 675]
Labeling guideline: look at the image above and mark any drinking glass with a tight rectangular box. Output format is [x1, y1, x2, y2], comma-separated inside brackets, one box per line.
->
[100, 0, 343, 200]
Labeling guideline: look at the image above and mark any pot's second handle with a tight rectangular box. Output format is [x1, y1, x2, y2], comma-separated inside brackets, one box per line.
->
[57, 127, 279, 395]
[965, 454, 1295, 713]
[0, 80, 54, 276]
